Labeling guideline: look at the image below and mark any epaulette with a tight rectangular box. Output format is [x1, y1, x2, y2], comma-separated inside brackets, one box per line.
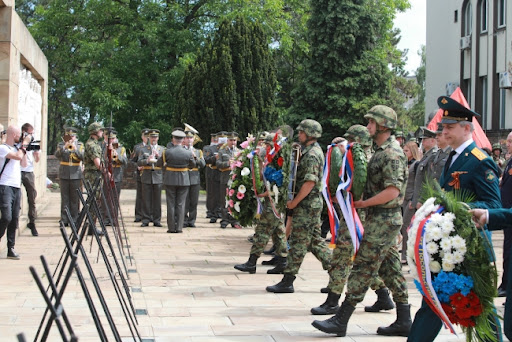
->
[471, 147, 487, 161]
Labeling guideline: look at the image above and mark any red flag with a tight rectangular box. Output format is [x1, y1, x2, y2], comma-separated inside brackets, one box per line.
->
[427, 87, 491, 150]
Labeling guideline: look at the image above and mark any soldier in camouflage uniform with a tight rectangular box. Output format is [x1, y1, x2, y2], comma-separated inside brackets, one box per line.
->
[266, 119, 331, 293]
[83, 122, 106, 236]
[55, 127, 84, 226]
[234, 134, 288, 274]
[492, 142, 505, 172]
[395, 130, 405, 147]
[313, 105, 411, 337]
[311, 125, 394, 316]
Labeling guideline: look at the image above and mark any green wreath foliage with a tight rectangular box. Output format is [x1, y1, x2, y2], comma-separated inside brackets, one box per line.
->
[351, 143, 367, 201]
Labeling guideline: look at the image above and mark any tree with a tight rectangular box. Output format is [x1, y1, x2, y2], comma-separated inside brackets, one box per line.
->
[287, 0, 410, 145]
[176, 17, 279, 142]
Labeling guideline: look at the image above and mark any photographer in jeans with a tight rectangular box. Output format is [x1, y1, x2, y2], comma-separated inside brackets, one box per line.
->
[0, 125, 31, 259]
[20, 123, 40, 236]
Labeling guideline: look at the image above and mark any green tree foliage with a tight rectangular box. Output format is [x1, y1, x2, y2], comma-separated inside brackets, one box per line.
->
[287, 0, 410, 145]
[177, 17, 279, 142]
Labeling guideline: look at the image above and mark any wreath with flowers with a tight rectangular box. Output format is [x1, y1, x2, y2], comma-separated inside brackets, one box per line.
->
[408, 181, 498, 341]
[226, 134, 258, 226]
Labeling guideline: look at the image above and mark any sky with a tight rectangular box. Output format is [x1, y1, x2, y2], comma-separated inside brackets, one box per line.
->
[394, 1, 426, 75]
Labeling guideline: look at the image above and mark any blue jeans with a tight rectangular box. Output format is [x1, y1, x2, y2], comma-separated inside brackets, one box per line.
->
[0, 185, 21, 248]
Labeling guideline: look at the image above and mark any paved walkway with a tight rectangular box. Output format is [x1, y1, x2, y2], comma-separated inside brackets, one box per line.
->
[0, 189, 508, 341]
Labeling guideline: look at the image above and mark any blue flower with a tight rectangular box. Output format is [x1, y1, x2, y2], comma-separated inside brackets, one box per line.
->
[264, 166, 283, 187]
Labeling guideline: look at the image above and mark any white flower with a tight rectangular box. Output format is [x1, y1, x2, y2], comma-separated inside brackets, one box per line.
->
[227, 179, 233, 187]
[273, 184, 279, 204]
[241, 167, 250, 177]
[451, 235, 466, 250]
[444, 212, 456, 221]
[225, 199, 229, 208]
[442, 260, 455, 272]
[429, 227, 443, 241]
[430, 213, 443, 225]
[429, 260, 442, 273]
[234, 202, 241, 213]
[439, 238, 452, 251]
[440, 220, 455, 235]
[425, 221, 438, 232]
[457, 244, 467, 254]
[453, 251, 464, 264]
[238, 185, 247, 194]
[443, 252, 456, 265]
[426, 242, 439, 255]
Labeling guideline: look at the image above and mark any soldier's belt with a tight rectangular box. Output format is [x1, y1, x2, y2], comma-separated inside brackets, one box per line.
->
[219, 167, 231, 172]
[189, 168, 199, 171]
[60, 161, 81, 166]
[112, 165, 122, 168]
[166, 167, 188, 172]
[208, 165, 217, 169]
[142, 166, 162, 170]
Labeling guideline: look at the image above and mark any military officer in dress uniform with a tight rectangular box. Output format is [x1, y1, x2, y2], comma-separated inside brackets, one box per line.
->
[211, 131, 227, 223]
[428, 122, 452, 181]
[158, 130, 196, 233]
[410, 127, 438, 209]
[184, 130, 205, 227]
[110, 134, 128, 202]
[137, 129, 165, 227]
[408, 96, 502, 342]
[55, 127, 84, 226]
[203, 133, 218, 220]
[132, 128, 149, 222]
[217, 132, 241, 229]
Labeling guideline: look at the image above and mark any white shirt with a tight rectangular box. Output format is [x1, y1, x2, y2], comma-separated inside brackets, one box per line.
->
[449, 139, 474, 168]
[0, 144, 22, 188]
[20, 150, 35, 172]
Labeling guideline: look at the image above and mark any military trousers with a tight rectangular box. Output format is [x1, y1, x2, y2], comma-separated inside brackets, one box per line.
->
[284, 205, 331, 275]
[135, 176, 143, 221]
[21, 171, 37, 223]
[142, 182, 162, 225]
[205, 168, 215, 217]
[185, 183, 200, 225]
[84, 170, 103, 228]
[165, 184, 189, 232]
[59, 178, 81, 225]
[344, 207, 408, 306]
[250, 206, 287, 258]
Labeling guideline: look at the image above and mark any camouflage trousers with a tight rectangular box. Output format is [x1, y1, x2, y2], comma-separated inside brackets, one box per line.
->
[284, 205, 331, 275]
[344, 207, 408, 306]
[328, 204, 386, 295]
[250, 205, 287, 258]
[83, 170, 103, 228]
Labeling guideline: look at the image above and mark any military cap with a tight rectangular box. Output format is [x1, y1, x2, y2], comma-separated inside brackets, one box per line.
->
[65, 127, 78, 136]
[258, 131, 269, 140]
[408, 137, 418, 143]
[227, 132, 239, 140]
[438, 96, 480, 124]
[436, 122, 444, 134]
[148, 129, 160, 137]
[103, 126, 115, 134]
[172, 130, 186, 138]
[88, 122, 104, 134]
[218, 131, 228, 138]
[395, 130, 404, 138]
[141, 128, 150, 135]
[364, 105, 397, 129]
[419, 127, 437, 139]
[210, 132, 218, 138]
[107, 130, 118, 139]
[296, 119, 322, 138]
[492, 143, 502, 152]
[184, 130, 194, 138]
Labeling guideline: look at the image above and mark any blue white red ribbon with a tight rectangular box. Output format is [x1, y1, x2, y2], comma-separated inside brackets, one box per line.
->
[321, 144, 340, 247]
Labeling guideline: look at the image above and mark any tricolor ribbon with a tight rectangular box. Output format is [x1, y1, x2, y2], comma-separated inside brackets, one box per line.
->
[250, 153, 263, 219]
[321, 145, 340, 247]
[335, 144, 364, 255]
[412, 207, 457, 335]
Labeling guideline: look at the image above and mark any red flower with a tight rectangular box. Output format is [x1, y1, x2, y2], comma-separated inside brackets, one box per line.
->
[277, 157, 284, 167]
[450, 292, 469, 308]
[458, 318, 476, 327]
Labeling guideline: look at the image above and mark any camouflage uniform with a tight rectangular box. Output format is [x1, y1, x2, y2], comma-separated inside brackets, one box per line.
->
[250, 198, 288, 257]
[83, 123, 105, 225]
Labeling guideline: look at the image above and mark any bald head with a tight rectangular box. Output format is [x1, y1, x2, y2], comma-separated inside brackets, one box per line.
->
[6, 125, 21, 144]
[506, 131, 512, 155]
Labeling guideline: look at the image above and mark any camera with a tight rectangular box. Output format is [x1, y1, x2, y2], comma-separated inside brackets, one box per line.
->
[26, 140, 41, 151]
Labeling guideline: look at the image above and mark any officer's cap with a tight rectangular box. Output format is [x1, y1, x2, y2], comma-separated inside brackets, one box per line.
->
[436, 122, 444, 134]
[227, 132, 239, 140]
[65, 127, 78, 136]
[438, 96, 481, 124]
[141, 128, 150, 135]
[210, 133, 218, 138]
[218, 131, 228, 138]
[419, 127, 436, 139]
[148, 129, 160, 137]
[172, 130, 186, 138]
[185, 130, 195, 138]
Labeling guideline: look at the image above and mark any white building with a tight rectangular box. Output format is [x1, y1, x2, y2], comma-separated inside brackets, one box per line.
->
[426, 0, 511, 134]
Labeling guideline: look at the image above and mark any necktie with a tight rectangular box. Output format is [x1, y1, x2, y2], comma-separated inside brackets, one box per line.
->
[443, 150, 457, 177]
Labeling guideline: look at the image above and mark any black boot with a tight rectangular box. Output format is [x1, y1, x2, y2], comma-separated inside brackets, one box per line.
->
[234, 254, 258, 274]
[320, 287, 329, 293]
[263, 245, 276, 255]
[311, 291, 341, 315]
[266, 273, 295, 293]
[262, 256, 277, 265]
[364, 287, 395, 312]
[311, 301, 355, 337]
[267, 256, 286, 274]
[376, 303, 412, 337]
[28, 222, 38, 236]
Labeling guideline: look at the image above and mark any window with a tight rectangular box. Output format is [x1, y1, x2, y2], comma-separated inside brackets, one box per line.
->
[498, 0, 506, 28]
[481, 77, 488, 129]
[480, 0, 488, 33]
[500, 88, 506, 128]
[464, 3, 472, 36]
[455, 10, 458, 23]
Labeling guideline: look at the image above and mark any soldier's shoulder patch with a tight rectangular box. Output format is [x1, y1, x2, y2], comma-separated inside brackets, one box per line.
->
[471, 147, 487, 161]
[485, 169, 497, 183]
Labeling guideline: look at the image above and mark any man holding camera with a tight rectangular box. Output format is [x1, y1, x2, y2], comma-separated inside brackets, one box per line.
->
[20, 123, 40, 236]
[0, 125, 31, 259]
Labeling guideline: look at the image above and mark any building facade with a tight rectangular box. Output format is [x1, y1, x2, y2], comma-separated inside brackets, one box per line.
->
[426, 0, 511, 136]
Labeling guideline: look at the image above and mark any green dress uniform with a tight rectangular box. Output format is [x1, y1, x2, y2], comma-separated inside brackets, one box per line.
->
[112, 145, 128, 202]
[137, 142, 165, 226]
[428, 145, 452, 181]
[184, 146, 205, 227]
[216, 142, 239, 228]
[410, 146, 438, 208]
[55, 139, 84, 225]
[132, 140, 147, 222]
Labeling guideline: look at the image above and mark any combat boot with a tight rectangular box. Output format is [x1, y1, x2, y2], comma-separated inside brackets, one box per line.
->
[234, 254, 258, 274]
[376, 303, 412, 337]
[311, 291, 341, 315]
[262, 256, 277, 265]
[266, 273, 295, 293]
[311, 301, 355, 336]
[364, 287, 395, 312]
[266, 256, 286, 274]
[263, 245, 276, 255]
